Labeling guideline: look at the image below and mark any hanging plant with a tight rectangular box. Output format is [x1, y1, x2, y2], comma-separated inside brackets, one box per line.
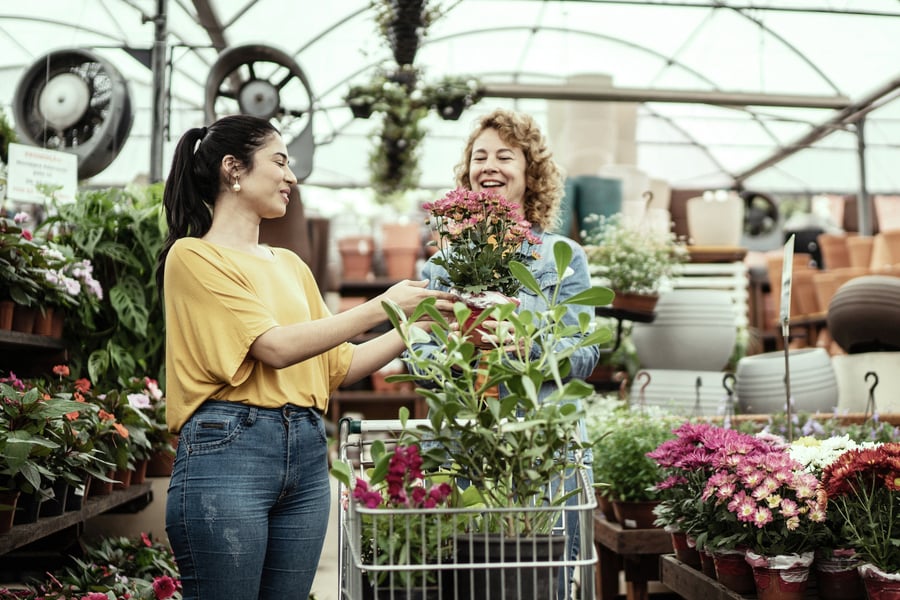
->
[0, 107, 17, 165]
[372, 0, 446, 66]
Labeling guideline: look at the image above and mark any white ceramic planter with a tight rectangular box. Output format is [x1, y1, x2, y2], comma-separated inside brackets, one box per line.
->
[686, 192, 745, 247]
[735, 347, 838, 414]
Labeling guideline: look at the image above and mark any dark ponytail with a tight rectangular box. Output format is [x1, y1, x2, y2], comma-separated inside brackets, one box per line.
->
[155, 115, 279, 293]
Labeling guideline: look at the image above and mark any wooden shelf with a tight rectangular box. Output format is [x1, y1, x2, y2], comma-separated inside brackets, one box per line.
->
[330, 390, 429, 422]
[660, 554, 747, 600]
[594, 514, 673, 600]
[0, 482, 153, 556]
[0, 329, 66, 351]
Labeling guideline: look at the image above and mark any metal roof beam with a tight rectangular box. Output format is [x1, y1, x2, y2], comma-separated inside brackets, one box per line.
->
[479, 83, 851, 109]
[190, 0, 228, 50]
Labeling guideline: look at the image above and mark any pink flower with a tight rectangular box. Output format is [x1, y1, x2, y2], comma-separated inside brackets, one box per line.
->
[152, 575, 179, 599]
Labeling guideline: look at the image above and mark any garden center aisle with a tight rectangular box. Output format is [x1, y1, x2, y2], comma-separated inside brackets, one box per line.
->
[311, 476, 341, 600]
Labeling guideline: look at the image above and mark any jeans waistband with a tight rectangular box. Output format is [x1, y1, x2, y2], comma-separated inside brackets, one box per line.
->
[198, 400, 321, 422]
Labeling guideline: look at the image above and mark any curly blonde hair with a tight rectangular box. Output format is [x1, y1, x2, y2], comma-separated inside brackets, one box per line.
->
[453, 108, 564, 232]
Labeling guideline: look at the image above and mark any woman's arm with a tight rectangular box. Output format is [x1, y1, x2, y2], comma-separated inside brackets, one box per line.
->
[249, 279, 456, 369]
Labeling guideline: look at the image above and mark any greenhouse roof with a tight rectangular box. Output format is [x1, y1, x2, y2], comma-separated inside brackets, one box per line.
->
[1, 1, 899, 196]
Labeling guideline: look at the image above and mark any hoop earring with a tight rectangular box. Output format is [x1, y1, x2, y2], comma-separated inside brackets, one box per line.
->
[232, 177, 241, 193]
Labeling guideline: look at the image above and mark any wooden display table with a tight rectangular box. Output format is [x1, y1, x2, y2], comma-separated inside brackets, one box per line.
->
[593, 515, 673, 600]
[660, 555, 746, 600]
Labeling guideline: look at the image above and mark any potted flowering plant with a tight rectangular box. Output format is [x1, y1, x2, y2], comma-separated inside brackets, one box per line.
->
[587, 406, 680, 527]
[423, 187, 542, 318]
[0, 214, 43, 310]
[581, 212, 688, 310]
[332, 437, 461, 595]
[820, 442, 900, 585]
[385, 242, 611, 531]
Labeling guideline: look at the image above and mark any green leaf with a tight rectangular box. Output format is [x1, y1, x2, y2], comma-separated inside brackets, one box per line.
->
[110, 276, 150, 337]
[553, 240, 573, 280]
[330, 460, 352, 487]
[564, 286, 614, 306]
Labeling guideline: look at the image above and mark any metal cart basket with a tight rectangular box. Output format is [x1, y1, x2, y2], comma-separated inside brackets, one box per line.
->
[337, 418, 597, 600]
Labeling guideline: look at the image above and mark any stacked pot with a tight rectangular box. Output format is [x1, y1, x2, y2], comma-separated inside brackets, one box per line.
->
[629, 289, 739, 415]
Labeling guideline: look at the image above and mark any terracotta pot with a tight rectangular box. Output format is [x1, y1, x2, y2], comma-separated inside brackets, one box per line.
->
[611, 292, 658, 314]
[382, 247, 418, 280]
[670, 530, 701, 569]
[11, 305, 36, 334]
[113, 467, 132, 490]
[130, 459, 149, 484]
[33, 306, 54, 336]
[0, 489, 20, 534]
[0, 300, 14, 330]
[338, 236, 375, 280]
[713, 550, 756, 594]
[147, 449, 176, 477]
[50, 309, 65, 338]
[611, 499, 660, 529]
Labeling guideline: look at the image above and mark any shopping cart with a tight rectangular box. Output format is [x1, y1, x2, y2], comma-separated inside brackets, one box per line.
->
[336, 417, 597, 599]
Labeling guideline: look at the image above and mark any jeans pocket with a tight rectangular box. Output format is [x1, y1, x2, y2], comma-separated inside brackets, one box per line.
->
[185, 410, 248, 454]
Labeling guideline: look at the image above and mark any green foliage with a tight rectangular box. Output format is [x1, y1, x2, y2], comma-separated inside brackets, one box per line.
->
[37, 184, 167, 387]
[382, 241, 612, 535]
[589, 408, 679, 502]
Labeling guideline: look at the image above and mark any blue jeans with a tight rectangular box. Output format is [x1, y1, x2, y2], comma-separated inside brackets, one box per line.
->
[166, 401, 331, 600]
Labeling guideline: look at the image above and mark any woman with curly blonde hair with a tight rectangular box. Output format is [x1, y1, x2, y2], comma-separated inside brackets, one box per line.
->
[417, 107, 598, 599]
[452, 108, 565, 232]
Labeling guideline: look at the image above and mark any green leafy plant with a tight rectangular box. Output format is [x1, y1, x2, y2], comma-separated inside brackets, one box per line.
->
[581, 212, 689, 296]
[37, 184, 166, 387]
[589, 407, 680, 502]
[0, 214, 43, 306]
[383, 241, 613, 535]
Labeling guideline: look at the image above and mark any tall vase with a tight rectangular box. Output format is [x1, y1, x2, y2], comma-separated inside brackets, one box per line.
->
[746, 551, 813, 600]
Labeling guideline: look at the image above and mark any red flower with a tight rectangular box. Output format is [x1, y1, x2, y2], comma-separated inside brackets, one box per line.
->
[152, 575, 178, 599]
[141, 531, 152, 547]
[74, 378, 91, 393]
[52, 364, 70, 377]
[21, 230, 32, 241]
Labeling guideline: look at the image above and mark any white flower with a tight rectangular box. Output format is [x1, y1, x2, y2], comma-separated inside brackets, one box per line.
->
[13, 212, 29, 224]
[127, 393, 152, 409]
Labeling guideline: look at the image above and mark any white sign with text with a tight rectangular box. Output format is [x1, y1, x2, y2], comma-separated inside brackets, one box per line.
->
[6, 143, 78, 204]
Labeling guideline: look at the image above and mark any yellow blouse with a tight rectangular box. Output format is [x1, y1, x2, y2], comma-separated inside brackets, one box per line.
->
[163, 238, 353, 431]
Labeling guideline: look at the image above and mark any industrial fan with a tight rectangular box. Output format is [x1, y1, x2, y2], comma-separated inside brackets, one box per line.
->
[205, 44, 315, 181]
[13, 48, 133, 180]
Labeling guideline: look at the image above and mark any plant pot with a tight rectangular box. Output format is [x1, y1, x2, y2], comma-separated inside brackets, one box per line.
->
[339, 236, 375, 280]
[669, 530, 701, 569]
[65, 475, 91, 511]
[746, 553, 812, 600]
[611, 292, 658, 314]
[113, 467, 132, 490]
[595, 491, 616, 523]
[11, 305, 36, 334]
[610, 499, 660, 529]
[13, 491, 42, 525]
[382, 247, 418, 280]
[713, 549, 756, 594]
[858, 564, 900, 600]
[350, 103, 374, 119]
[147, 448, 176, 477]
[88, 471, 115, 497]
[0, 489, 20, 534]
[130, 459, 149, 484]
[0, 300, 14, 330]
[33, 306, 54, 336]
[50, 309, 65, 338]
[454, 533, 567, 600]
[38, 480, 70, 518]
[814, 552, 865, 600]
[699, 549, 718, 579]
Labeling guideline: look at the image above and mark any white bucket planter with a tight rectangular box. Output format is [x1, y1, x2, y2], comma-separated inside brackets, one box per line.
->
[686, 192, 745, 247]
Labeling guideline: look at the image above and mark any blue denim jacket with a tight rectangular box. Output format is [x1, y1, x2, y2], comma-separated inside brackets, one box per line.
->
[412, 231, 600, 461]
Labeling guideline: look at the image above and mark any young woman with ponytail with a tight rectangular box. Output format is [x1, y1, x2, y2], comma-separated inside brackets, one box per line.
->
[156, 114, 456, 600]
